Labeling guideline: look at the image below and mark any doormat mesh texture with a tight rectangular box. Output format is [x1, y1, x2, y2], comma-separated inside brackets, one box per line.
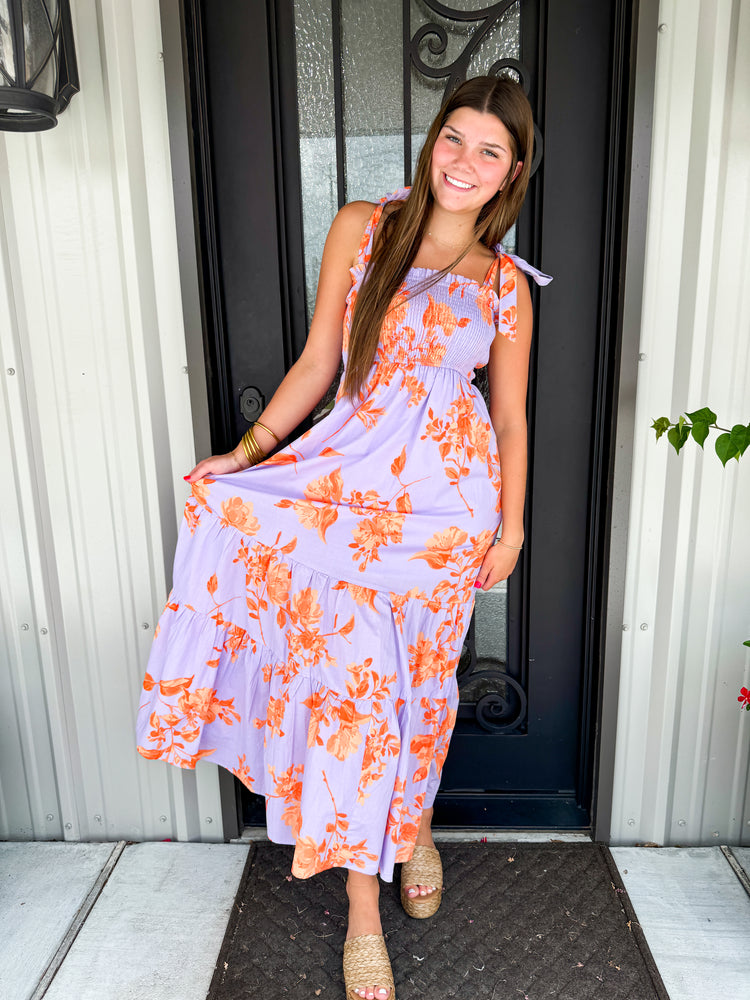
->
[207, 841, 668, 1000]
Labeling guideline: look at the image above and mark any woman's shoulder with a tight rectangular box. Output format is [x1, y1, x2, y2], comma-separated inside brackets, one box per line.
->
[334, 200, 377, 230]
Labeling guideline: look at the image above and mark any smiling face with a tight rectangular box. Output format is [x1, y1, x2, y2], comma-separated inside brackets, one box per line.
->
[429, 106, 520, 216]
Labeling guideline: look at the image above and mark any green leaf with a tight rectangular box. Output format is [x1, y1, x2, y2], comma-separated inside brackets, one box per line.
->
[690, 421, 709, 448]
[651, 416, 671, 441]
[667, 423, 690, 454]
[743, 639, 750, 647]
[715, 432, 738, 466]
[685, 405, 718, 425]
[729, 423, 750, 457]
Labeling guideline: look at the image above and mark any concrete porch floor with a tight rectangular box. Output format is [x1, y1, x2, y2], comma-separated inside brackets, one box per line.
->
[1, 834, 748, 1000]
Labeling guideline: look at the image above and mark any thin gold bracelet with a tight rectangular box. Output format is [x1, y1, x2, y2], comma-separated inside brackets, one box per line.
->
[253, 420, 280, 446]
[495, 538, 523, 550]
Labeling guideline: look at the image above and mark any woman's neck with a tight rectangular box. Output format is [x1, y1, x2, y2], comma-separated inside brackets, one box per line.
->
[425, 204, 480, 250]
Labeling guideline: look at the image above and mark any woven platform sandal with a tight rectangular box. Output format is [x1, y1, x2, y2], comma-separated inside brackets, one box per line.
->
[400, 844, 443, 918]
[343, 933, 396, 999]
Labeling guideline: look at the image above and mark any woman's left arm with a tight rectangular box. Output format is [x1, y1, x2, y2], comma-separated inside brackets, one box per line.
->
[474, 268, 533, 591]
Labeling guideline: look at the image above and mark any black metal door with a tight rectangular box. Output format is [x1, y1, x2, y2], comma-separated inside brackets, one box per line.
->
[182, 0, 633, 830]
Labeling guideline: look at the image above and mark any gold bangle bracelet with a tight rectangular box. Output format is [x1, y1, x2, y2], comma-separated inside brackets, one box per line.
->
[244, 430, 260, 463]
[248, 429, 265, 463]
[241, 428, 266, 466]
[244, 441, 260, 466]
[253, 420, 280, 446]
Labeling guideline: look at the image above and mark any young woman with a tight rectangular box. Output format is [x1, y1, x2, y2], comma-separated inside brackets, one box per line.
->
[136, 76, 550, 1000]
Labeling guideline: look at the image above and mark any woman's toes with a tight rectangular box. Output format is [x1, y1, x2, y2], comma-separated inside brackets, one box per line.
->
[405, 883, 437, 897]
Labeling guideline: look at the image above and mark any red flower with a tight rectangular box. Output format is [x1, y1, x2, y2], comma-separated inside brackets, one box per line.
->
[738, 687, 750, 710]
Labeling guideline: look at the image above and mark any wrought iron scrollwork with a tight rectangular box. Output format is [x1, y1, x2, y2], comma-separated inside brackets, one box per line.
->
[408, 0, 520, 100]
[457, 614, 528, 734]
[403, 0, 542, 183]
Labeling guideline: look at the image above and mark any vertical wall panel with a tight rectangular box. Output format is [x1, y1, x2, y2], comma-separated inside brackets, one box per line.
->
[0, 0, 224, 842]
[611, 0, 750, 846]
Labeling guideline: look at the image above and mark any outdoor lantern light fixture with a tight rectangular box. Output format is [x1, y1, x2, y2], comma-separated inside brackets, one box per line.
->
[0, 0, 79, 132]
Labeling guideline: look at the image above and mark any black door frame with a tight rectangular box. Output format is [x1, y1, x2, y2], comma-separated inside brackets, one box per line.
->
[157, 0, 653, 838]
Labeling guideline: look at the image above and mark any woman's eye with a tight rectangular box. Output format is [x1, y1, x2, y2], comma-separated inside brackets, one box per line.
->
[446, 134, 460, 144]
[483, 149, 498, 158]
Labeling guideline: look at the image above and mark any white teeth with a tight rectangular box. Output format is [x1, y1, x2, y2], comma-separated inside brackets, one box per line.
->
[445, 174, 473, 190]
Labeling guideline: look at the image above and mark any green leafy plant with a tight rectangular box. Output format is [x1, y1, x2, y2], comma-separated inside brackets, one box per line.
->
[651, 406, 750, 710]
[651, 406, 750, 465]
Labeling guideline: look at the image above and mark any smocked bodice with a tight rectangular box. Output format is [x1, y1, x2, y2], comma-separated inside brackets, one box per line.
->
[342, 186, 551, 383]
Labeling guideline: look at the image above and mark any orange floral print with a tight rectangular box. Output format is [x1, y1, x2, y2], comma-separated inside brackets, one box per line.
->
[232, 754, 255, 790]
[325, 699, 370, 761]
[219, 496, 261, 535]
[183, 476, 215, 535]
[349, 510, 406, 571]
[137, 673, 239, 770]
[421, 382, 499, 514]
[332, 579, 378, 609]
[137, 187, 549, 884]
[408, 634, 453, 687]
[276, 466, 343, 542]
[268, 764, 304, 838]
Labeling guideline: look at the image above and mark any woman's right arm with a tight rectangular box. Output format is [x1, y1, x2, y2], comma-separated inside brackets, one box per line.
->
[185, 200, 375, 481]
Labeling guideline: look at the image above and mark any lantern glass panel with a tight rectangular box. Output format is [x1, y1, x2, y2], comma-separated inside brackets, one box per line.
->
[25, 0, 58, 95]
[0, 3, 15, 83]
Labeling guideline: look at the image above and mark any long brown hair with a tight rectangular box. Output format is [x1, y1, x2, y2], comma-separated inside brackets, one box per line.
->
[343, 76, 534, 400]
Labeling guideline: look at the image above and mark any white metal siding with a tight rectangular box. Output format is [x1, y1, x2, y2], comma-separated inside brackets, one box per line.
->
[610, 0, 750, 845]
[0, 0, 224, 842]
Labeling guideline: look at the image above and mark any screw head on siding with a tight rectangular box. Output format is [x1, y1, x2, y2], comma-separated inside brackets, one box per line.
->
[46, 813, 54, 821]
[640, 622, 649, 630]
[205, 816, 213, 823]
[65, 822, 72, 830]
[637, 353, 647, 361]
[20, 623, 29, 630]
[658, 23, 668, 33]
[627, 818, 635, 826]
[7, 368, 15, 375]
[142, 623, 150, 630]
[622, 623, 630, 630]
[160, 815, 167, 822]
[40, 627, 48, 634]
[677, 819, 686, 826]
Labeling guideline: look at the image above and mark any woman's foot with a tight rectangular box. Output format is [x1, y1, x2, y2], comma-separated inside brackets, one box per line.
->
[403, 806, 437, 901]
[345, 872, 391, 999]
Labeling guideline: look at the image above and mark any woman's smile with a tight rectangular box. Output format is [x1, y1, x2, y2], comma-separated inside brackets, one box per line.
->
[442, 173, 476, 191]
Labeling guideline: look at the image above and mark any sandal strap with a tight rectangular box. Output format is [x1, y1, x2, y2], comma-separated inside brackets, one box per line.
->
[401, 844, 443, 889]
[343, 933, 395, 993]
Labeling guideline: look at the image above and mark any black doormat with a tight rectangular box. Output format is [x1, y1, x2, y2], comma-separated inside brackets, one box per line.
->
[207, 841, 669, 1000]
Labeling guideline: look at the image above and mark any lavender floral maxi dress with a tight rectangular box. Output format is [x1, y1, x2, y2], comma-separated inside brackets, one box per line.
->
[136, 188, 551, 880]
